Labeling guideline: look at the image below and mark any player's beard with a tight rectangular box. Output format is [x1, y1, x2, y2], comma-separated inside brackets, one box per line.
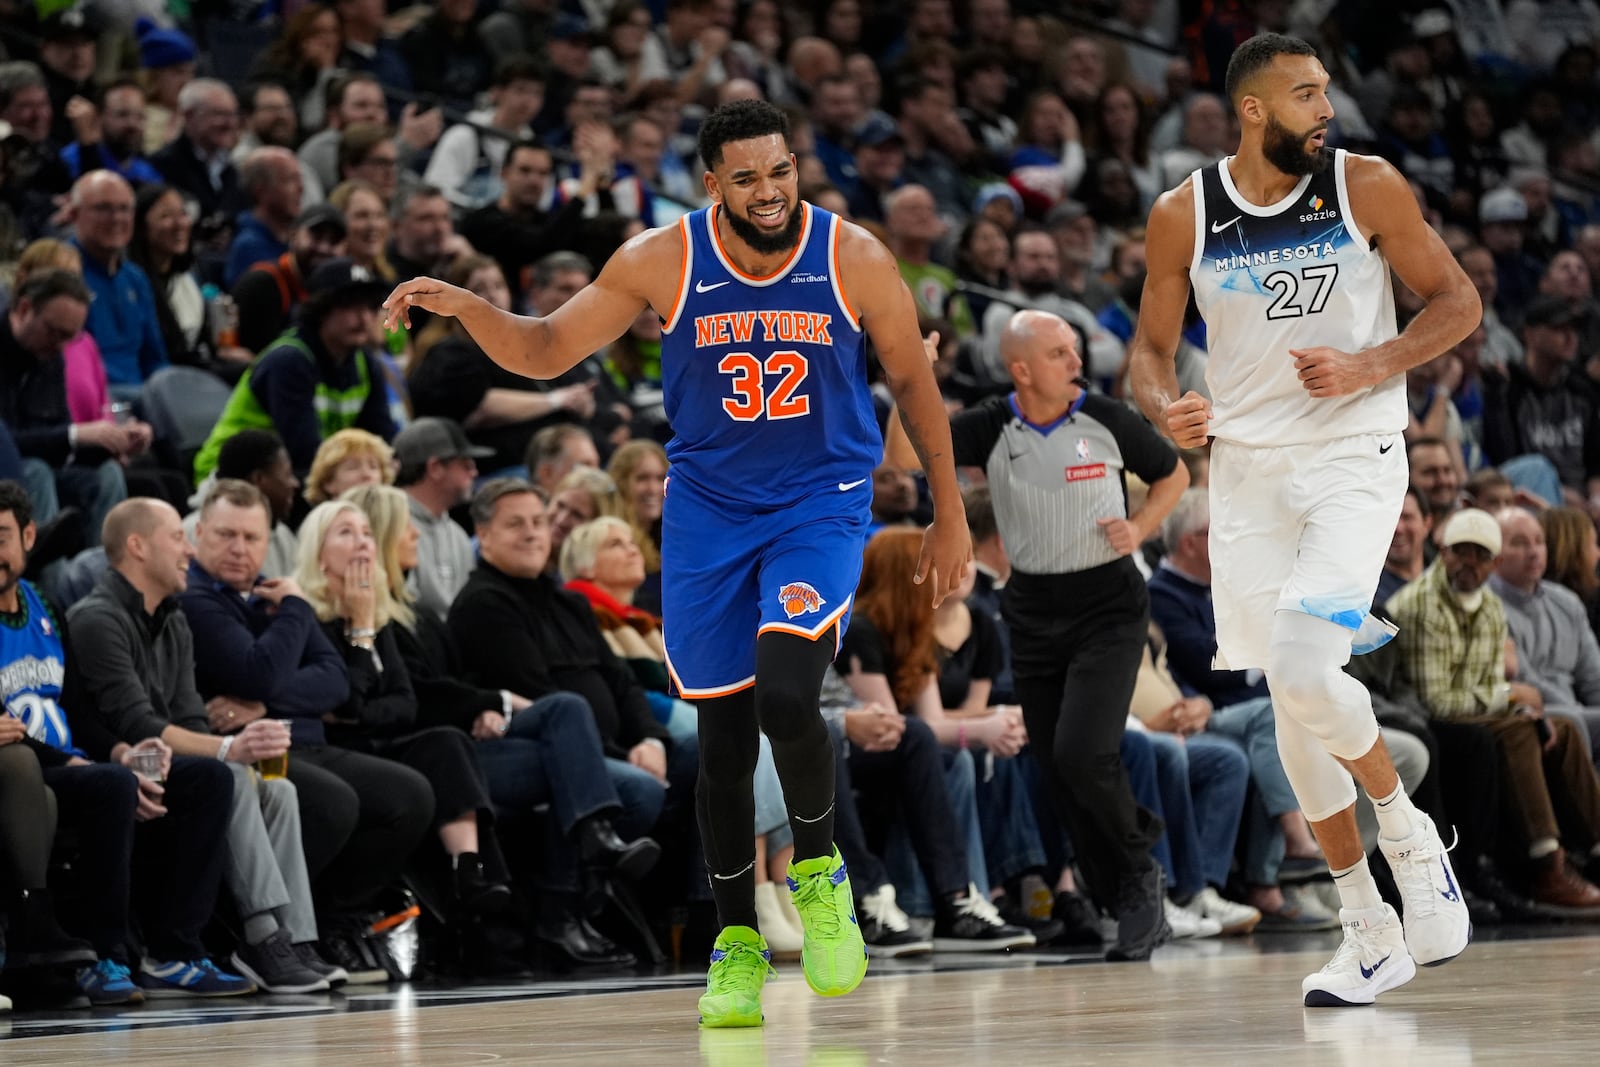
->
[1262, 113, 1331, 177]
[725, 198, 804, 255]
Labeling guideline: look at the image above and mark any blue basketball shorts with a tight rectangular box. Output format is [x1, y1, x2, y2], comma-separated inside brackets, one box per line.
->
[659, 477, 870, 700]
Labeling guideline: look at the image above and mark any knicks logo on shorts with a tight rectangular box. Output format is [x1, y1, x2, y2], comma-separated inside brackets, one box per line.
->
[778, 581, 826, 619]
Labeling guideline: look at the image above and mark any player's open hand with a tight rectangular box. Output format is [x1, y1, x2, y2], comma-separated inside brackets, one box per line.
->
[915, 514, 973, 608]
[383, 277, 478, 332]
[1293, 346, 1374, 398]
[1164, 390, 1212, 449]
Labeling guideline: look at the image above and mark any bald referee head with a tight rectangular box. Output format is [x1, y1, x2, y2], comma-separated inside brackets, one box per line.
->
[1001, 309, 1085, 416]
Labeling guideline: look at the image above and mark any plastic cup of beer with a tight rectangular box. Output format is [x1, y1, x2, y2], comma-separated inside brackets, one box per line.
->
[255, 719, 293, 780]
[128, 747, 164, 783]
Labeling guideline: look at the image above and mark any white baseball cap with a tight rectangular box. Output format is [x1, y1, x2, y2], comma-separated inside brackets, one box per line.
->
[1440, 508, 1502, 556]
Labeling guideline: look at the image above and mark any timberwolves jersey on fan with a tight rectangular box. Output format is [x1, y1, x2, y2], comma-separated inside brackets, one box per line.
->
[658, 201, 880, 507]
[1189, 149, 1406, 447]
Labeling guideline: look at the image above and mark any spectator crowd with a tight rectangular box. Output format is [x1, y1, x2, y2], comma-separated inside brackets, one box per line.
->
[4, 0, 1600, 1010]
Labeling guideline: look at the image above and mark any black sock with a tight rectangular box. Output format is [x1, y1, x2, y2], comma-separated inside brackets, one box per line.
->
[695, 689, 761, 931]
[755, 630, 838, 862]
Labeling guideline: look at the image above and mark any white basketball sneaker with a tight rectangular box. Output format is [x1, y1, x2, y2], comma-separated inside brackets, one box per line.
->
[1302, 904, 1415, 1007]
[1379, 817, 1472, 966]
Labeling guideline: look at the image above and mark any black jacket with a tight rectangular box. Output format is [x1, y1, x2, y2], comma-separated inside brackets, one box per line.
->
[447, 561, 668, 759]
[151, 133, 246, 233]
[395, 611, 501, 735]
[63, 568, 210, 760]
[0, 316, 97, 467]
[318, 620, 418, 748]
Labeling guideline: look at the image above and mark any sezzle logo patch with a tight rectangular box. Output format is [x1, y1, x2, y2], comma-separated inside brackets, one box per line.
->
[1300, 193, 1338, 223]
[778, 582, 826, 619]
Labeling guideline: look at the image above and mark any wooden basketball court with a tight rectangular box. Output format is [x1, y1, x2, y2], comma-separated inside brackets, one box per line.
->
[7, 929, 1598, 1064]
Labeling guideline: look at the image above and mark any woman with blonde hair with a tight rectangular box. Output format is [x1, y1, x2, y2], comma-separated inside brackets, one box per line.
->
[304, 428, 394, 505]
[296, 499, 514, 926]
[548, 468, 625, 573]
[605, 440, 667, 610]
[1541, 506, 1600, 636]
[342, 485, 658, 966]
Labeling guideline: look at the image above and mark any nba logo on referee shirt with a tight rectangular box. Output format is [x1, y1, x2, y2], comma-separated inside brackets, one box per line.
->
[1067, 437, 1107, 482]
[778, 582, 825, 619]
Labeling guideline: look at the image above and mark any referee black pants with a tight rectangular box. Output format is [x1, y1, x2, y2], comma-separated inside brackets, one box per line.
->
[1007, 560, 1163, 911]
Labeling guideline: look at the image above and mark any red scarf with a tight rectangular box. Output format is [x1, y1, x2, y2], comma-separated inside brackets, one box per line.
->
[565, 579, 659, 635]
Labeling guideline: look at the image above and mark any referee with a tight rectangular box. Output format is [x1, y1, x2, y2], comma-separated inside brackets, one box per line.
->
[887, 310, 1189, 961]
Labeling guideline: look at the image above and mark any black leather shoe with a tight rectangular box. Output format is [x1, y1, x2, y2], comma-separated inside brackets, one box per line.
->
[576, 818, 662, 882]
[533, 913, 637, 967]
[453, 853, 512, 917]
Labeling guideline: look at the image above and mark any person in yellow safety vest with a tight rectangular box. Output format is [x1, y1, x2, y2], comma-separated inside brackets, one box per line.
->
[196, 259, 396, 481]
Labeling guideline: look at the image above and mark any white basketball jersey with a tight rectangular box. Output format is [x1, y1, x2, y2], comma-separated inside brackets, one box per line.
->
[1188, 150, 1405, 447]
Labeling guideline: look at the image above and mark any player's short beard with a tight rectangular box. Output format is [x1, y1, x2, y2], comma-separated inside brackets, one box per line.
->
[1262, 113, 1331, 177]
[724, 198, 804, 255]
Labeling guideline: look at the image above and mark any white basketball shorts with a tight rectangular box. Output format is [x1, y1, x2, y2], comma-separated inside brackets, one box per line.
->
[1209, 432, 1408, 671]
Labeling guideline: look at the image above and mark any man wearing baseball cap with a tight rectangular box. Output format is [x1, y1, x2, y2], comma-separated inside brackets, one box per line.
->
[233, 203, 349, 353]
[196, 259, 394, 480]
[394, 417, 491, 621]
[1388, 508, 1600, 907]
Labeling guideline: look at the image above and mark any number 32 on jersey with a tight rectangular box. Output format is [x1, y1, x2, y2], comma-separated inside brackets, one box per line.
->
[719, 351, 811, 421]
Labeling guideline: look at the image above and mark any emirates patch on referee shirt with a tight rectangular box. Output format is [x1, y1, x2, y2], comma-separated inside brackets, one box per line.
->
[1066, 464, 1107, 482]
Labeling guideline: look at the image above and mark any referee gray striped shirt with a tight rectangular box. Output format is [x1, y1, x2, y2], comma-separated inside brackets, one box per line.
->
[950, 393, 1179, 575]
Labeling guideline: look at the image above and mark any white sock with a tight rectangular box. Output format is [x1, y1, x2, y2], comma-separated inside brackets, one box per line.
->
[1372, 781, 1421, 840]
[1530, 837, 1560, 860]
[1331, 856, 1384, 912]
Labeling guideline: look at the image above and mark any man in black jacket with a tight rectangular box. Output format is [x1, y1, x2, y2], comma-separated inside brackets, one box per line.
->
[18, 489, 252, 1000]
[69, 496, 339, 993]
[0, 270, 136, 544]
[448, 480, 693, 837]
[151, 79, 247, 256]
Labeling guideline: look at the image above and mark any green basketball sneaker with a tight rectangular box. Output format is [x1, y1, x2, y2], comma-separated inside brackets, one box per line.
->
[787, 846, 868, 997]
[698, 926, 774, 1028]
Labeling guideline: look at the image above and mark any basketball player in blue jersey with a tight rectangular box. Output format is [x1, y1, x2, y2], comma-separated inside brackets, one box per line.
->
[1130, 34, 1481, 1008]
[383, 100, 970, 1028]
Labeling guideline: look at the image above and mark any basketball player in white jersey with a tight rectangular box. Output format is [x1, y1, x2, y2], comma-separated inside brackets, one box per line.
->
[1130, 34, 1481, 1007]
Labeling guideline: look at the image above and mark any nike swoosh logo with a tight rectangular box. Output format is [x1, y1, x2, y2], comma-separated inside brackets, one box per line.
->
[1360, 953, 1390, 980]
[838, 478, 867, 491]
[1212, 216, 1242, 233]
[1379, 442, 1394, 454]
[695, 280, 731, 293]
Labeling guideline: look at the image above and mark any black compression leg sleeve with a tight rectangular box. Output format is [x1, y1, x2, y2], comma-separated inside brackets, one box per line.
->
[695, 687, 760, 931]
[755, 629, 838, 863]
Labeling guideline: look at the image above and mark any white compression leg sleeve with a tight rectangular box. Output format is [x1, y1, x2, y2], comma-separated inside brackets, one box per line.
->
[1265, 609, 1380, 822]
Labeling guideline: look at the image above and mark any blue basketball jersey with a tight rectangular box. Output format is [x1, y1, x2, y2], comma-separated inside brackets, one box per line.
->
[659, 202, 881, 507]
[0, 580, 77, 753]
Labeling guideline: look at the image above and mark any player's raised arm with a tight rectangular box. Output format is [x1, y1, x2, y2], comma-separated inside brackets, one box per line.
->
[1129, 180, 1210, 448]
[382, 225, 675, 381]
[841, 223, 970, 605]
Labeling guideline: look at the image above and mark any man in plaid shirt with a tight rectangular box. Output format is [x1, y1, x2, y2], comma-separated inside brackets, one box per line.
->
[1387, 508, 1600, 908]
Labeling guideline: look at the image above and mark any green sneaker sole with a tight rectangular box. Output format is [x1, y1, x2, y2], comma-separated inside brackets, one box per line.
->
[698, 997, 765, 1028]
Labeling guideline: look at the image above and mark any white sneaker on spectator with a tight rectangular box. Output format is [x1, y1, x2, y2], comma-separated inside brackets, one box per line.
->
[1379, 818, 1472, 966]
[753, 882, 803, 961]
[0, 992, 10, 1011]
[859, 884, 933, 957]
[1163, 897, 1222, 939]
[1193, 887, 1261, 936]
[1302, 904, 1415, 1007]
